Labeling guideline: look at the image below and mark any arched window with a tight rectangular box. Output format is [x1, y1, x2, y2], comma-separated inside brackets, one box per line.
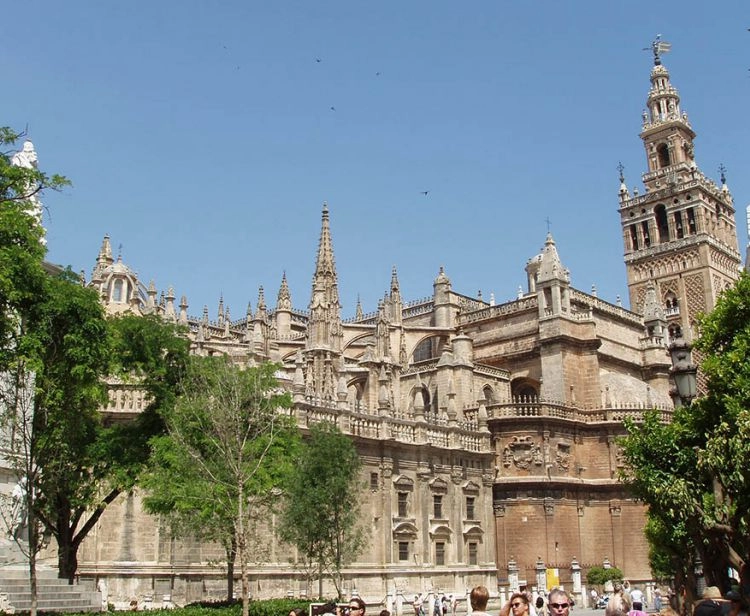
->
[664, 292, 679, 315]
[655, 204, 670, 243]
[482, 385, 495, 404]
[112, 279, 124, 303]
[668, 323, 682, 340]
[657, 143, 671, 168]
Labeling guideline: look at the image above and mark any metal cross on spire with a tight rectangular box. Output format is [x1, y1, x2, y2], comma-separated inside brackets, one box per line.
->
[645, 34, 672, 66]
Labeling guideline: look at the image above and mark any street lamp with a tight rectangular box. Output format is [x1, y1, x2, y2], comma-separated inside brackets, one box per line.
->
[668, 336, 697, 406]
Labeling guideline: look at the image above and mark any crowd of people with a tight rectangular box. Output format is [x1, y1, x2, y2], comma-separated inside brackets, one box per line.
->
[303, 579, 747, 616]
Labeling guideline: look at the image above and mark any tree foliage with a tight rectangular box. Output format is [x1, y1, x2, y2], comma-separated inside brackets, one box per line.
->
[0, 127, 190, 586]
[586, 565, 624, 587]
[620, 270, 750, 602]
[279, 421, 366, 599]
[142, 358, 299, 616]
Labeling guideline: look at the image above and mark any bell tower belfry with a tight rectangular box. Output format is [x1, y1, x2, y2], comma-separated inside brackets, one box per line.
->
[619, 38, 741, 341]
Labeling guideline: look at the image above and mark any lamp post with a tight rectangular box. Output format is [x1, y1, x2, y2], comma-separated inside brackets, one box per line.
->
[667, 336, 704, 596]
[668, 336, 697, 406]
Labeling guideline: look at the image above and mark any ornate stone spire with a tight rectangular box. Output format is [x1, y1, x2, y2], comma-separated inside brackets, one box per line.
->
[165, 286, 176, 321]
[217, 295, 225, 326]
[93, 235, 114, 281]
[276, 271, 292, 311]
[255, 286, 267, 321]
[537, 233, 569, 284]
[179, 295, 188, 325]
[355, 295, 364, 321]
[389, 266, 402, 324]
[307, 202, 342, 352]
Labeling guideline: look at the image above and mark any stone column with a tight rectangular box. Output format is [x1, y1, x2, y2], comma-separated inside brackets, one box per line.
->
[535, 557, 547, 596]
[571, 558, 582, 607]
[508, 559, 520, 593]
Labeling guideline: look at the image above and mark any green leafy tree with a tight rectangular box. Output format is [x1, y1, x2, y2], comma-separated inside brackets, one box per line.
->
[33, 310, 189, 582]
[586, 565, 623, 587]
[621, 270, 750, 603]
[0, 127, 68, 362]
[142, 358, 299, 616]
[279, 421, 366, 599]
[0, 128, 189, 602]
[0, 127, 69, 616]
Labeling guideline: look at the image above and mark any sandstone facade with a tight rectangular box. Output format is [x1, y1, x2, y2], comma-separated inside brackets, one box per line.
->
[2, 48, 741, 610]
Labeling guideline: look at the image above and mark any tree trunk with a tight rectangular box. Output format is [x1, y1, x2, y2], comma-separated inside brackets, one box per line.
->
[226, 536, 237, 602]
[27, 494, 38, 616]
[56, 519, 78, 584]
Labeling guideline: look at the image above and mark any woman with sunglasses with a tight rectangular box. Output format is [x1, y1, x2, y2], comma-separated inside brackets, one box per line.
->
[500, 592, 531, 616]
[348, 597, 366, 616]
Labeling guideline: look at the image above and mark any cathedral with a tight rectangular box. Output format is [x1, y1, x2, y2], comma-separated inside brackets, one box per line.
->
[14, 45, 745, 608]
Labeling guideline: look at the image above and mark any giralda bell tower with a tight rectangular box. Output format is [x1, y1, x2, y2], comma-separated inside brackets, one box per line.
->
[619, 37, 741, 342]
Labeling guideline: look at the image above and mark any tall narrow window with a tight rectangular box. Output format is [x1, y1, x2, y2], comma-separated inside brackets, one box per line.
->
[398, 541, 409, 561]
[674, 211, 684, 239]
[466, 497, 475, 520]
[370, 472, 379, 491]
[629, 225, 639, 250]
[435, 541, 445, 566]
[687, 208, 697, 234]
[657, 143, 671, 168]
[398, 492, 408, 518]
[433, 494, 443, 518]
[468, 542, 478, 565]
[112, 279, 124, 302]
[641, 221, 651, 247]
[655, 204, 670, 243]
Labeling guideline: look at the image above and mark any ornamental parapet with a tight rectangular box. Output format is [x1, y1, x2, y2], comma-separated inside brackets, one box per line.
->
[458, 296, 538, 326]
[296, 398, 490, 451]
[570, 289, 642, 327]
[402, 299, 435, 319]
[484, 398, 673, 424]
[104, 380, 150, 417]
[474, 364, 511, 380]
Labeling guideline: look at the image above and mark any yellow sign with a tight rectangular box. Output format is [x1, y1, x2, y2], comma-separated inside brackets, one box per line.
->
[546, 568, 560, 589]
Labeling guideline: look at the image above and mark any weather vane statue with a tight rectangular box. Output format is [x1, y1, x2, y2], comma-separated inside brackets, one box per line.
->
[647, 34, 672, 66]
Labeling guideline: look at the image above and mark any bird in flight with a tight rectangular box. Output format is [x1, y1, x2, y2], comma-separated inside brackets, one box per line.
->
[316, 57, 322, 63]
[330, 106, 336, 111]
[420, 191, 429, 196]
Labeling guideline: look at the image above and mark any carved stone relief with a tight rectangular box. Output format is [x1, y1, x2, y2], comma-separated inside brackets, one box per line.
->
[556, 442, 571, 471]
[502, 435, 544, 470]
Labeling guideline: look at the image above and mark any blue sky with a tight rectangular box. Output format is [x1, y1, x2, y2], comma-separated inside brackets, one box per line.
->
[6, 2, 750, 320]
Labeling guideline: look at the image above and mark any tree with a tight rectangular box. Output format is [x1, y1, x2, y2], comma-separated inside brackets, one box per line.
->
[32, 310, 189, 582]
[142, 358, 299, 616]
[279, 421, 366, 599]
[586, 565, 623, 587]
[0, 127, 68, 363]
[0, 128, 190, 599]
[621, 270, 750, 604]
[0, 127, 69, 616]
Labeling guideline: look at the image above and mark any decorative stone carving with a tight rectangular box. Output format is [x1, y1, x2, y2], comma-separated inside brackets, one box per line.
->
[556, 442, 571, 471]
[493, 503, 506, 517]
[502, 435, 543, 470]
[451, 466, 464, 484]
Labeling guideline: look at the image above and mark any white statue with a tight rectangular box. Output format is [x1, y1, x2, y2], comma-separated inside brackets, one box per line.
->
[11, 140, 38, 169]
[10, 139, 45, 244]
